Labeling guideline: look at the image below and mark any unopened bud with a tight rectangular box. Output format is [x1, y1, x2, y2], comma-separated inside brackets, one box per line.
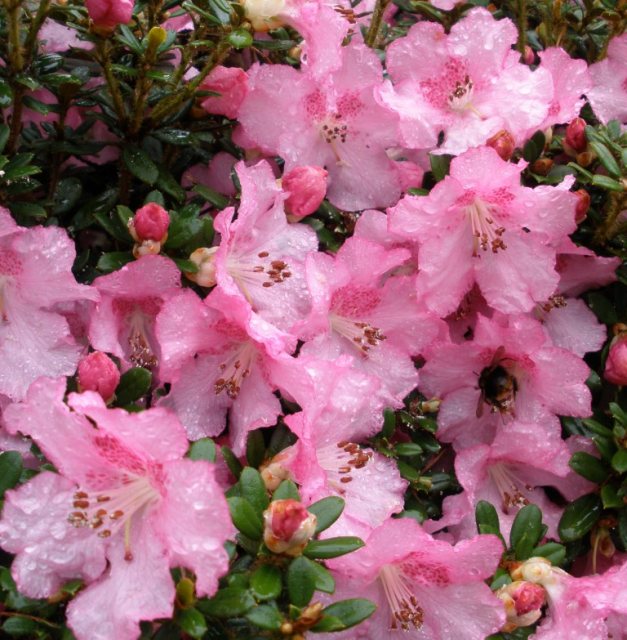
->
[77, 351, 120, 403]
[86, 0, 134, 31]
[420, 398, 441, 413]
[574, 189, 590, 224]
[564, 117, 587, 155]
[199, 66, 248, 120]
[282, 166, 328, 219]
[530, 158, 553, 176]
[288, 46, 302, 61]
[241, 0, 286, 32]
[263, 499, 317, 556]
[512, 557, 553, 586]
[522, 45, 535, 65]
[299, 602, 324, 626]
[260, 458, 291, 491]
[604, 333, 627, 386]
[147, 26, 167, 54]
[487, 130, 516, 161]
[497, 581, 545, 631]
[576, 151, 594, 167]
[128, 203, 170, 259]
[185, 247, 218, 287]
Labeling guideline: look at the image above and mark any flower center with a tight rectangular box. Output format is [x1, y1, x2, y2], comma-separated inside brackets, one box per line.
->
[466, 199, 506, 256]
[379, 564, 424, 631]
[447, 74, 475, 111]
[68, 474, 159, 560]
[127, 310, 158, 369]
[228, 250, 292, 305]
[215, 340, 257, 399]
[488, 462, 531, 514]
[330, 314, 386, 354]
[316, 441, 373, 494]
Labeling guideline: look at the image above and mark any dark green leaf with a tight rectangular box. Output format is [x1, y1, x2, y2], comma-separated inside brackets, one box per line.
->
[510, 505, 543, 560]
[250, 565, 281, 601]
[115, 368, 152, 405]
[273, 479, 300, 501]
[591, 174, 624, 191]
[245, 604, 282, 630]
[558, 493, 603, 542]
[221, 445, 243, 478]
[475, 500, 501, 537]
[312, 599, 376, 632]
[197, 587, 255, 618]
[193, 184, 229, 209]
[0, 451, 23, 498]
[287, 556, 317, 607]
[228, 29, 253, 49]
[309, 561, 335, 594]
[522, 131, 546, 163]
[2, 617, 40, 635]
[176, 608, 207, 639]
[569, 451, 610, 483]
[303, 537, 364, 560]
[246, 429, 266, 469]
[589, 141, 621, 178]
[601, 484, 623, 510]
[123, 146, 159, 184]
[308, 496, 345, 534]
[188, 438, 217, 462]
[381, 408, 396, 438]
[395, 442, 424, 457]
[429, 153, 452, 182]
[227, 496, 263, 539]
[530, 542, 566, 566]
[96, 251, 133, 274]
[239, 467, 269, 513]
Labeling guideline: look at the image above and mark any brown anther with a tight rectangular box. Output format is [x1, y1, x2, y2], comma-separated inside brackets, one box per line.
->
[98, 529, 112, 538]
[340, 476, 353, 483]
[73, 499, 90, 509]
[258, 251, 269, 258]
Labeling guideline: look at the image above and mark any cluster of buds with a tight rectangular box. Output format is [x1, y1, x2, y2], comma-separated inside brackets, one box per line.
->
[128, 203, 170, 259]
[563, 117, 594, 167]
[262, 499, 317, 556]
[282, 166, 328, 220]
[77, 351, 120, 404]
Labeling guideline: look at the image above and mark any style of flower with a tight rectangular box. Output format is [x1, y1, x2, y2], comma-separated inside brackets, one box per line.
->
[237, 42, 401, 211]
[389, 146, 578, 316]
[378, 8, 553, 155]
[0, 377, 233, 640]
[0, 208, 98, 400]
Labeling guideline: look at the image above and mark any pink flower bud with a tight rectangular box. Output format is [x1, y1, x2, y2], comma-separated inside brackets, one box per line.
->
[85, 0, 134, 30]
[522, 45, 535, 65]
[130, 203, 170, 243]
[497, 581, 545, 631]
[263, 499, 317, 556]
[282, 166, 328, 219]
[574, 189, 590, 223]
[604, 334, 627, 386]
[564, 117, 587, 155]
[487, 130, 516, 161]
[77, 351, 120, 402]
[185, 247, 218, 287]
[200, 67, 248, 120]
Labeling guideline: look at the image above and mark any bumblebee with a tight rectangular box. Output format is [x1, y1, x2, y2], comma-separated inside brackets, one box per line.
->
[476, 346, 518, 418]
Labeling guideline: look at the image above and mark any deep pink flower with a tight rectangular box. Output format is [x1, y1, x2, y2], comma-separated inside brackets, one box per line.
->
[378, 8, 553, 155]
[199, 66, 248, 120]
[89, 255, 181, 373]
[587, 33, 627, 125]
[0, 208, 98, 400]
[420, 314, 592, 449]
[130, 203, 170, 243]
[0, 378, 233, 640]
[326, 518, 505, 638]
[604, 333, 627, 386]
[390, 146, 577, 316]
[282, 165, 328, 219]
[237, 42, 401, 211]
[85, 0, 134, 30]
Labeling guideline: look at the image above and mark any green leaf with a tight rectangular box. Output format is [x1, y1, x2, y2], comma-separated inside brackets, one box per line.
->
[239, 467, 269, 513]
[227, 496, 263, 540]
[287, 556, 317, 607]
[0, 81, 13, 108]
[0, 124, 10, 153]
[123, 146, 159, 184]
[245, 604, 282, 631]
[94, 211, 132, 243]
[176, 608, 207, 639]
[173, 258, 199, 274]
[2, 617, 40, 635]
[530, 542, 566, 566]
[273, 479, 300, 501]
[522, 130, 546, 163]
[96, 251, 133, 274]
[618, 507, 627, 549]
[312, 599, 376, 632]
[510, 504, 543, 560]
[601, 484, 623, 510]
[187, 438, 216, 462]
[611, 448, 627, 473]
[115, 368, 152, 405]
[192, 184, 229, 209]
[198, 587, 255, 618]
[395, 442, 424, 457]
[490, 568, 512, 590]
[53, 177, 83, 215]
[429, 153, 452, 182]
[381, 408, 396, 438]
[246, 429, 266, 469]
[475, 500, 502, 537]
[221, 445, 243, 479]
[309, 561, 335, 594]
[303, 537, 364, 560]
[0, 451, 23, 498]
[569, 451, 610, 483]
[558, 493, 603, 542]
[250, 565, 281, 601]
[591, 174, 624, 191]
[228, 29, 253, 49]
[308, 496, 345, 534]
[589, 141, 621, 178]
[207, 0, 233, 23]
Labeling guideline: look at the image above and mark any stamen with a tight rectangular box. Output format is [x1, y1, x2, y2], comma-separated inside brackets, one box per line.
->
[466, 199, 507, 256]
[127, 311, 158, 368]
[214, 341, 257, 399]
[488, 462, 531, 514]
[379, 565, 424, 631]
[330, 314, 387, 354]
[316, 442, 373, 495]
[227, 252, 292, 305]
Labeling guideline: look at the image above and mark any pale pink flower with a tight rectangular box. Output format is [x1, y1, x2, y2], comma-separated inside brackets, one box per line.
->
[325, 518, 505, 639]
[199, 66, 248, 120]
[378, 8, 553, 155]
[0, 378, 233, 640]
[237, 43, 402, 211]
[587, 33, 627, 124]
[0, 208, 98, 400]
[389, 146, 577, 316]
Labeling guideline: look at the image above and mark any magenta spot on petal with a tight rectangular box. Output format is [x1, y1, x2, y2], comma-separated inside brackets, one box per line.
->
[215, 320, 249, 343]
[490, 187, 514, 207]
[113, 296, 161, 318]
[336, 92, 363, 119]
[402, 554, 450, 586]
[94, 434, 146, 474]
[420, 57, 469, 109]
[548, 101, 560, 117]
[0, 250, 22, 276]
[621, 77, 627, 92]
[331, 285, 381, 318]
[456, 191, 477, 207]
[304, 89, 327, 120]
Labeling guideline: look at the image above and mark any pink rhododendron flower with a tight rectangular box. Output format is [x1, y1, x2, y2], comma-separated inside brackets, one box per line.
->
[238, 42, 402, 210]
[0, 378, 233, 640]
[89, 255, 181, 372]
[199, 66, 249, 119]
[86, 0, 134, 30]
[0, 208, 98, 400]
[296, 236, 440, 407]
[378, 8, 553, 155]
[420, 314, 592, 448]
[202, 160, 318, 334]
[587, 33, 627, 125]
[326, 518, 505, 638]
[390, 146, 578, 316]
[427, 421, 572, 540]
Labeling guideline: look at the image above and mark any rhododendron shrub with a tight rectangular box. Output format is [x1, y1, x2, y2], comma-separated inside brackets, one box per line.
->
[0, 1, 625, 639]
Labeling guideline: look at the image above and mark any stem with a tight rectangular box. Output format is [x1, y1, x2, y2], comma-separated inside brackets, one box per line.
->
[594, 191, 626, 245]
[0, 612, 60, 629]
[365, 0, 390, 49]
[23, 0, 51, 55]
[95, 39, 128, 127]
[5, 0, 24, 153]
[517, 0, 527, 55]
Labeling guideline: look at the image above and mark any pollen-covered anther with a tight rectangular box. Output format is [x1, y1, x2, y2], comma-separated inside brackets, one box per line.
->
[466, 199, 507, 256]
[331, 315, 387, 354]
[214, 342, 256, 399]
[128, 327, 157, 369]
[447, 75, 475, 111]
[540, 295, 567, 312]
[379, 565, 424, 631]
